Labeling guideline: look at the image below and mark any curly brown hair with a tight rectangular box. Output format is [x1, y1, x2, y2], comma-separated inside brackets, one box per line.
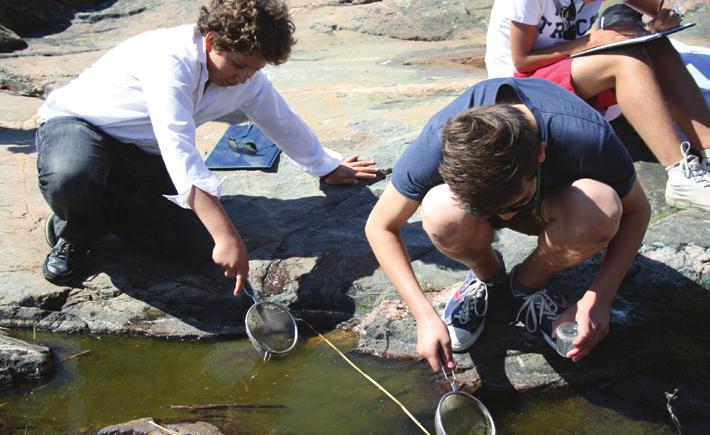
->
[197, 0, 296, 65]
[439, 105, 539, 215]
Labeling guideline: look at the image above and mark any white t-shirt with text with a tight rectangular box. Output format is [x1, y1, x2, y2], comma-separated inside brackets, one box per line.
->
[485, 0, 602, 77]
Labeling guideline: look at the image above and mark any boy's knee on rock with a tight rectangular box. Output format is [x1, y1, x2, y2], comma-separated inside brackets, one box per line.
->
[41, 167, 103, 207]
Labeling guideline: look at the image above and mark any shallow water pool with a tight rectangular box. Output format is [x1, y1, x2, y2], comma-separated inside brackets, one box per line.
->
[1, 330, 677, 434]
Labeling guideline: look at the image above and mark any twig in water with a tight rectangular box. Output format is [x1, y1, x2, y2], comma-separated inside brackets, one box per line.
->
[31, 383, 49, 394]
[0, 402, 6, 407]
[148, 421, 181, 435]
[170, 403, 286, 410]
[665, 388, 682, 434]
[59, 349, 91, 362]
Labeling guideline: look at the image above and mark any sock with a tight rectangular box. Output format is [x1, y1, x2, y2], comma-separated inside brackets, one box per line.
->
[510, 265, 542, 295]
[482, 264, 506, 287]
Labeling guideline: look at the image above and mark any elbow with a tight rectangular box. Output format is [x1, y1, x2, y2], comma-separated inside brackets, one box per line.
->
[512, 57, 534, 73]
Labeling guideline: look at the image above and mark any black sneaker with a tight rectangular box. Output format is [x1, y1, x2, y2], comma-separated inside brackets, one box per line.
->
[44, 211, 59, 248]
[442, 253, 506, 352]
[510, 265, 569, 350]
[43, 238, 87, 285]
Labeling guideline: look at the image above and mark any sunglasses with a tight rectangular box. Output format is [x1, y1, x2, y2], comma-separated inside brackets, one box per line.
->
[464, 165, 541, 216]
[560, 2, 579, 41]
[494, 167, 541, 215]
[227, 137, 258, 155]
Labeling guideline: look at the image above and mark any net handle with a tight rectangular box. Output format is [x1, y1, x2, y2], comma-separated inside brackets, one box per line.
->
[441, 363, 457, 392]
[243, 281, 259, 304]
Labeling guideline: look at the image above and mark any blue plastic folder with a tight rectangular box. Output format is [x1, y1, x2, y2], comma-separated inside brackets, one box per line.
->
[205, 123, 280, 170]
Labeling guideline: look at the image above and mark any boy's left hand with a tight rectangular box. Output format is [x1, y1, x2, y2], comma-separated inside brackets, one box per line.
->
[552, 290, 611, 362]
[323, 155, 380, 185]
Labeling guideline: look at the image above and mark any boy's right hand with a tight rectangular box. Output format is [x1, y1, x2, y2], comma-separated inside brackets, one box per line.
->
[416, 312, 455, 372]
[212, 233, 250, 296]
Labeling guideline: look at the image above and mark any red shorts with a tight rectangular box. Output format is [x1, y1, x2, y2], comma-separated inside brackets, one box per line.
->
[514, 58, 617, 111]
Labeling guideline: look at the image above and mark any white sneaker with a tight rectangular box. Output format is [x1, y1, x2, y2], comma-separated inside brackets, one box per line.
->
[665, 142, 710, 211]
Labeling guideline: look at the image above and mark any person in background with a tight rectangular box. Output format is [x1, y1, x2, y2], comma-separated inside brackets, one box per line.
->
[366, 78, 650, 371]
[485, 0, 710, 211]
[36, 0, 379, 290]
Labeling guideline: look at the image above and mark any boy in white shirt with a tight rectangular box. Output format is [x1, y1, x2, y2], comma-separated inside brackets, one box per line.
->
[37, 0, 378, 290]
[485, 0, 710, 211]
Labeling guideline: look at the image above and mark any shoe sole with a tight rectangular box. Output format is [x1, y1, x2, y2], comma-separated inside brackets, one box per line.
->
[45, 212, 58, 248]
[42, 266, 80, 286]
[665, 195, 710, 211]
[450, 321, 485, 352]
[43, 273, 79, 286]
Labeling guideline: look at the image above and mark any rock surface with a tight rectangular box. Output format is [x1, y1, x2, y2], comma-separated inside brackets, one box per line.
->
[97, 417, 223, 435]
[0, 332, 53, 385]
[0, 0, 708, 417]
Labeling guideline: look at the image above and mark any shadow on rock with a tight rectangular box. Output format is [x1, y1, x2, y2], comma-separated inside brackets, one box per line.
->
[0, 126, 35, 153]
[61, 184, 447, 339]
[0, 0, 119, 40]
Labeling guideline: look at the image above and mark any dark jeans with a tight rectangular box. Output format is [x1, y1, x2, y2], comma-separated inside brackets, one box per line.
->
[35, 117, 213, 265]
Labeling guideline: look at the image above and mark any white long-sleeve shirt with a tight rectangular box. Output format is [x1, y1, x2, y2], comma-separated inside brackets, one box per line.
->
[39, 24, 341, 208]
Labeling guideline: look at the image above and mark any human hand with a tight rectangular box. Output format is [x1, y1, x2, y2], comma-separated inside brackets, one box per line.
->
[588, 26, 648, 48]
[323, 155, 381, 185]
[212, 233, 250, 296]
[416, 312, 455, 372]
[552, 290, 610, 362]
[649, 7, 683, 32]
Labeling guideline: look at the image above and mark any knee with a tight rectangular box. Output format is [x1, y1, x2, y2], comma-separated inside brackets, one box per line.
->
[566, 180, 622, 247]
[421, 185, 467, 250]
[40, 161, 104, 207]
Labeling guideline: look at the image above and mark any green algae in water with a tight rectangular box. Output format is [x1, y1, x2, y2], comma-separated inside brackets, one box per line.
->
[0, 331, 440, 434]
[0, 330, 681, 434]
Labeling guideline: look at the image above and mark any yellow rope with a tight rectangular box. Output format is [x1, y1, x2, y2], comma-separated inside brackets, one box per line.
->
[302, 320, 431, 435]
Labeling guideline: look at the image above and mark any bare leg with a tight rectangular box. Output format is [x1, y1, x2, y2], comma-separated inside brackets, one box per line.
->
[645, 37, 710, 152]
[515, 179, 623, 289]
[571, 46, 682, 166]
[420, 184, 502, 279]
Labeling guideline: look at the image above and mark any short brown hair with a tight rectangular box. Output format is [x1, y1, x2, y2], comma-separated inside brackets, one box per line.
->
[439, 105, 539, 215]
[197, 0, 296, 65]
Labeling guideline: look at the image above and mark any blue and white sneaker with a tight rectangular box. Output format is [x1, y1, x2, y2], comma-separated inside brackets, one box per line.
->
[443, 256, 505, 352]
[510, 265, 569, 350]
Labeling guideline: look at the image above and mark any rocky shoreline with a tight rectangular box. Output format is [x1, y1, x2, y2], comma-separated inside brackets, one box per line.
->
[1, 0, 709, 432]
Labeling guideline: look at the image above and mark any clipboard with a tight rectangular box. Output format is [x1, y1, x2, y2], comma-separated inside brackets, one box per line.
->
[205, 123, 280, 170]
[570, 22, 696, 58]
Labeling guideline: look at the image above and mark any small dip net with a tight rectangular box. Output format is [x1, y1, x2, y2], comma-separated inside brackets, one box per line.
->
[243, 285, 298, 362]
[435, 366, 495, 435]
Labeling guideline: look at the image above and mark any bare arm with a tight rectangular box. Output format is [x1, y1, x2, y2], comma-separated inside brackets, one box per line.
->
[557, 179, 651, 361]
[188, 186, 249, 295]
[510, 21, 646, 73]
[365, 183, 454, 371]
